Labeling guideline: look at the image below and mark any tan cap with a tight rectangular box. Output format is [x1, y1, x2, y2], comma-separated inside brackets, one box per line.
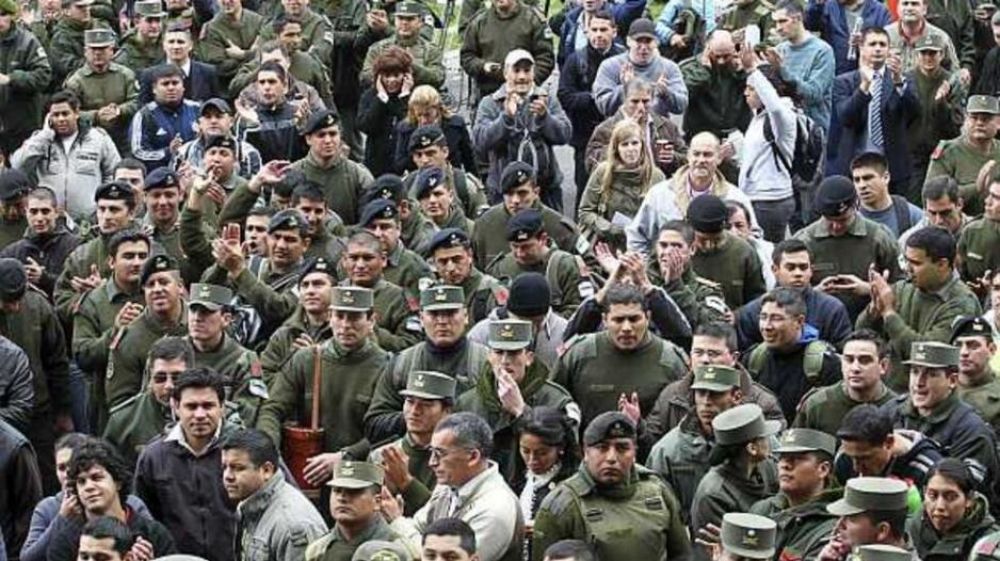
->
[721, 513, 777, 560]
[328, 461, 384, 489]
[827, 477, 909, 516]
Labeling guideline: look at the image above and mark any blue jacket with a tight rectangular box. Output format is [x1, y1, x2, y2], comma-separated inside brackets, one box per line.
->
[736, 287, 852, 352]
[557, 0, 646, 65]
[129, 99, 200, 171]
[558, 42, 627, 148]
[804, 0, 891, 75]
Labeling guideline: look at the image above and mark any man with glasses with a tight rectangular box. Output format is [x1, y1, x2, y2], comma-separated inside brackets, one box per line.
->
[103, 336, 192, 464]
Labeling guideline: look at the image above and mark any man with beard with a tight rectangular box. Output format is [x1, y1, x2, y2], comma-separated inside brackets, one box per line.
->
[736, 239, 852, 351]
[926, 95, 1000, 216]
[223, 429, 326, 561]
[130, 64, 200, 172]
[0, 187, 81, 298]
[103, 336, 191, 464]
[794, 329, 896, 436]
[47, 438, 175, 561]
[648, 365, 745, 521]
[72, 229, 149, 432]
[429, 228, 505, 325]
[106, 254, 188, 409]
[257, 286, 389, 477]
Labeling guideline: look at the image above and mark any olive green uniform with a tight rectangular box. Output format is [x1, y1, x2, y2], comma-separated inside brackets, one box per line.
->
[0, 24, 52, 153]
[793, 382, 897, 437]
[690, 231, 766, 310]
[856, 275, 982, 392]
[190, 334, 264, 425]
[656, 265, 728, 330]
[958, 372, 1000, 439]
[909, 68, 964, 200]
[794, 215, 902, 319]
[54, 235, 114, 326]
[230, 50, 334, 109]
[305, 517, 410, 561]
[749, 488, 843, 561]
[455, 361, 577, 481]
[926, 136, 1000, 217]
[305, 227, 347, 268]
[368, 434, 435, 516]
[647, 414, 714, 522]
[717, 0, 773, 37]
[472, 200, 579, 271]
[402, 210, 436, 256]
[63, 62, 140, 152]
[457, 268, 506, 324]
[106, 308, 188, 408]
[259, 7, 332, 50]
[0, 217, 28, 252]
[367, 278, 422, 352]
[690, 460, 779, 547]
[259, 307, 333, 384]
[48, 17, 95, 86]
[196, 9, 266, 82]
[361, 33, 445, 89]
[553, 332, 689, 431]
[957, 217, 1000, 282]
[404, 166, 489, 224]
[459, 1, 554, 98]
[291, 153, 375, 225]
[103, 391, 170, 465]
[531, 465, 691, 561]
[383, 241, 432, 302]
[113, 30, 164, 69]
[256, 338, 388, 458]
[908, 492, 998, 561]
[486, 247, 583, 318]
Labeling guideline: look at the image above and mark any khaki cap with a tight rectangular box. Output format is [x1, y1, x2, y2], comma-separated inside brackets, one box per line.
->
[711, 403, 781, 446]
[328, 461, 384, 488]
[84, 28, 116, 47]
[690, 365, 741, 392]
[331, 286, 374, 312]
[399, 370, 456, 400]
[968, 95, 1000, 115]
[134, 0, 166, 17]
[903, 341, 959, 368]
[352, 540, 412, 561]
[721, 513, 777, 560]
[826, 477, 909, 516]
[420, 285, 464, 311]
[488, 319, 533, 350]
[188, 283, 232, 311]
[773, 428, 838, 457]
[849, 545, 913, 561]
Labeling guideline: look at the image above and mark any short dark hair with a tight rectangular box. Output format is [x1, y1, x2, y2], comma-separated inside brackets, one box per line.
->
[272, 168, 305, 199]
[80, 516, 135, 555]
[905, 226, 956, 266]
[760, 287, 806, 318]
[837, 404, 893, 444]
[149, 63, 185, 85]
[774, 0, 803, 16]
[865, 508, 908, 539]
[171, 366, 225, 403]
[602, 284, 647, 313]
[423, 518, 477, 555]
[248, 207, 277, 221]
[67, 438, 133, 507]
[346, 230, 383, 254]
[435, 412, 494, 459]
[291, 181, 325, 206]
[222, 429, 280, 468]
[258, 61, 288, 84]
[147, 336, 194, 368]
[850, 152, 888, 174]
[771, 238, 812, 267]
[725, 200, 754, 225]
[658, 220, 694, 245]
[589, 7, 615, 24]
[27, 186, 59, 206]
[927, 457, 977, 497]
[115, 158, 146, 176]
[694, 322, 738, 352]
[271, 14, 301, 33]
[544, 540, 596, 561]
[921, 176, 960, 205]
[47, 90, 81, 112]
[860, 26, 890, 44]
[842, 328, 888, 358]
[108, 228, 151, 260]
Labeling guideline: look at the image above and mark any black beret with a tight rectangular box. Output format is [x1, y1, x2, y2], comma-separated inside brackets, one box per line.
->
[144, 167, 179, 191]
[506, 209, 544, 242]
[815, 175, 858, 217]
[301, 257, 336, 281]
[414, 167, 447, 199]
[583, 411, 637, 446]
[140, 253, 178, 285]
[94, 181, 135, 203]
[302, 109, 339, 135]
[500, 161, 535, 193]
[407, 125, 446, 153]
[268, 209, 309, 235]
[363, 174, 405, 205]
[360, 199, 399, 226]
[686, 194, 728, 233]
[204, 134, 237, 152]
[951, 315, 996, 343]
[0, 258, 27, 302]
[0, 169, 31, 202]
[427, 228, 470, 254]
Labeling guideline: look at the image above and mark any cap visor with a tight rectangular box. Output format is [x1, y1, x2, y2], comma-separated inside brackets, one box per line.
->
[488, 341, 531, 351]
[690, 382, 736, 392]
[725, 546, 776, 560]
[328, 477, 375, 488]
[901, 359, 947, 368]
[826, 498, 866, 516]
[762, 419, 782, 436]
[631, 32, 657, 40]
[421, 303, 464, 312]
[399, 389, 448, 400]
[330, 305, 371, 313]
[188, 301, 223, 312]
[774, 444, 821, 454]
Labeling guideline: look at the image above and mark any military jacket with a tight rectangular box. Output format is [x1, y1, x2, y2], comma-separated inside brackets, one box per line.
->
[957, 217, 1000, 282]
[191, 335, 263, 425]
[690, 459, 779, 559]
[259, 307, 333, 384]
[292, 152, 375, 225]
[458, 268, 506, 324]
[926, 137, 1000, 217]
[656, 264, 727, 330]
[106, 308, 188, 407]
[908, 492, 998, 561]
[690, 231, 766, 310]
[113, 30, 165, 69]
[0, 25, 52, 141]
[197, 9, 265, 79]
[749, 488, 843, 561]
[366, 278, 421, 352]
[793, 382, 896, 436]
[63, 62, 139, 151]
[486, 247, 582, 318]
[383, 241, 432, 302]
[362, 33, 444, 89]
[103, 391, 170, 465]
[647, 414, 712, 521]
[958, 372, 1000, 440]
[459, 2, 554, 96]
[472, 200, 578, 271]
[305, 517, 412, 561]
[369, 433, 435, 516]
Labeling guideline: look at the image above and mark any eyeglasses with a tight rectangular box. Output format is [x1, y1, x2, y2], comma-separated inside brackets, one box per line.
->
[151, 372, 183, 384]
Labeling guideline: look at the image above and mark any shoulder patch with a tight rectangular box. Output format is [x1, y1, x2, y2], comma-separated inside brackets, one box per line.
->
[931, 141, 948, 160]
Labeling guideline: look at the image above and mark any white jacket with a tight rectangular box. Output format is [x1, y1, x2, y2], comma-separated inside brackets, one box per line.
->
[738, 69, 797, 202]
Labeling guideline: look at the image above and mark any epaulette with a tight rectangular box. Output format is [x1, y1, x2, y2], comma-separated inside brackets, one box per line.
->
[930, 139, 953, 160]
[541, 481, 579, 516]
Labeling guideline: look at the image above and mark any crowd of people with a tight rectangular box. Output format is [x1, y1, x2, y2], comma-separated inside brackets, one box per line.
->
[6, 0, 1000, 559]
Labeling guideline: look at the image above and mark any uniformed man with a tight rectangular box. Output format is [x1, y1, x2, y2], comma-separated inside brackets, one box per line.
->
[952, 316, 1000, 438]
[54, 180, 137, 326]
[427, 228, 505, 324]
[0, 186, 81, 299]
[257, 286, 389, 474]
[414, 166, 475, 234]
[72, 229, 149, 432]
[531, 411, 691, 561]
[456, 319, 578, 481]
[259, 257, 335, 382]
[717, 0, 772, 37]
[229, 34, 333, 109]
[288, 181, 347, 267]
[114, 0, 165, 69]
[338, 230, 420, 352]
[0, 0, 52, 157]
[258, 0, 332, 47]
[369, 370, 455, 516]
[63, 28, 140, 154]
[305, 461, 415, 561]
[361, 1, 444, 89]
[291, 110, 375, 226]
[794, 329, 896, 436]
[686, 194, 767, 310]
[0, 169, 30, 251]
[471, 161, 579, 271]
[460, 0, 554, 102]
[196, 0, 264, 83]
[648, 364, 744, 520]
[925, 95, 1000, 216]
[553, 283, 689, 430]
[361, 174, 435, 256]
[717, 513, 777, 561]
[651, 221, 728, 331]
[48, 0, 101, 87]
[486, 209, 584, 319]
[403, 124, 488, 222]
[749, 429, 841, 561]
[881, 341, 1000, 502]
[849, 545, 914, 561]
[795, 176, 902, 321]
[363, 285, 489, 444]
[141, 167, 199, 284]
[103, 335, 191, 464]
[957, 163, 1000, 282]
[857, 227, 983, 391]
[816, 477, 912, 561]
[359, 198, 431, 302]
[690, 403, 780, 560]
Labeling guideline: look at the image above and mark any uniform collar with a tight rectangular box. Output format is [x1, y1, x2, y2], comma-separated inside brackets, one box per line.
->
[813, 214, 867, 238]
[903, 389, 961, 421]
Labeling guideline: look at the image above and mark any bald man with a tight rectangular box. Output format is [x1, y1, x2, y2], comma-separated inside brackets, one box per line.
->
[679, 31, 753, 142]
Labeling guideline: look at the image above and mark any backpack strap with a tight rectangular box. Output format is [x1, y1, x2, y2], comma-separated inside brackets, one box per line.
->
[890, 195, 913, 233]
[545, 250, 574, 308]
[747, 344, 768, 378]
[762, 113, 792, 174]
[803, 340, 833, 385]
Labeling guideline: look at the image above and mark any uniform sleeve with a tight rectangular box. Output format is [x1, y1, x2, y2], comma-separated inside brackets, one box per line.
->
[117, 71, 140, 122]
[412, 44, 445, 89]
[179, 207, 218, 274]
[72, 297, 115, 374]
[198, 24, 243, 77]
[743, 250, 767, 304]
[661, 483, 693, 561]
[230, 268, 299, 327]
[459, 21, 489, 79]
[690, 483, 729, 540]
[363, 361, 407, 443]
[530, 489, 585, 561]
[40, 303, 71, 415]
[255, 355, 306, 447]
[882, 283, 982, 358]
[9, 36, 52, 93]
[0, 348, 34, 433]
[578, 165, 614, 235]
[531, 17, 555, 86]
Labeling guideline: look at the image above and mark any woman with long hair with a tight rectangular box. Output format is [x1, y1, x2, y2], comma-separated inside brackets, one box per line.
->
[393, 85, 477, 174]
[357, 46, 414, 177]
[578, 119, 665, 252]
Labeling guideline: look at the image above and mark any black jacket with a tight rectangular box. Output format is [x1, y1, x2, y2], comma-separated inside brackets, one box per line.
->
[138, 60, 222, 104]
[736, 287, 853, 352]
[557, 42, 626, 148]
[357, 88, 408, 178]
[0, 419, 42, 560]
[743, 338, 841, 423]
[242, 102, 308, 165]
[973, 46, 1000, 97]
[0, 226, 81, 298]
[46, 508, 176, 561]
[393, 114, 478, 174]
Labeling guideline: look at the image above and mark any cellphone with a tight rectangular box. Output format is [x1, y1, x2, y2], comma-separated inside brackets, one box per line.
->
[745, 24, 761, 50]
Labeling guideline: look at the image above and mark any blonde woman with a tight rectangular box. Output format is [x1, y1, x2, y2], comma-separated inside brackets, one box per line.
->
[578, 119, 665, 251]
[392, 85, 476, 174]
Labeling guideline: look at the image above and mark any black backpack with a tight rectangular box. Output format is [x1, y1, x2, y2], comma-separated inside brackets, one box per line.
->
[763, 109, 826, 190]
